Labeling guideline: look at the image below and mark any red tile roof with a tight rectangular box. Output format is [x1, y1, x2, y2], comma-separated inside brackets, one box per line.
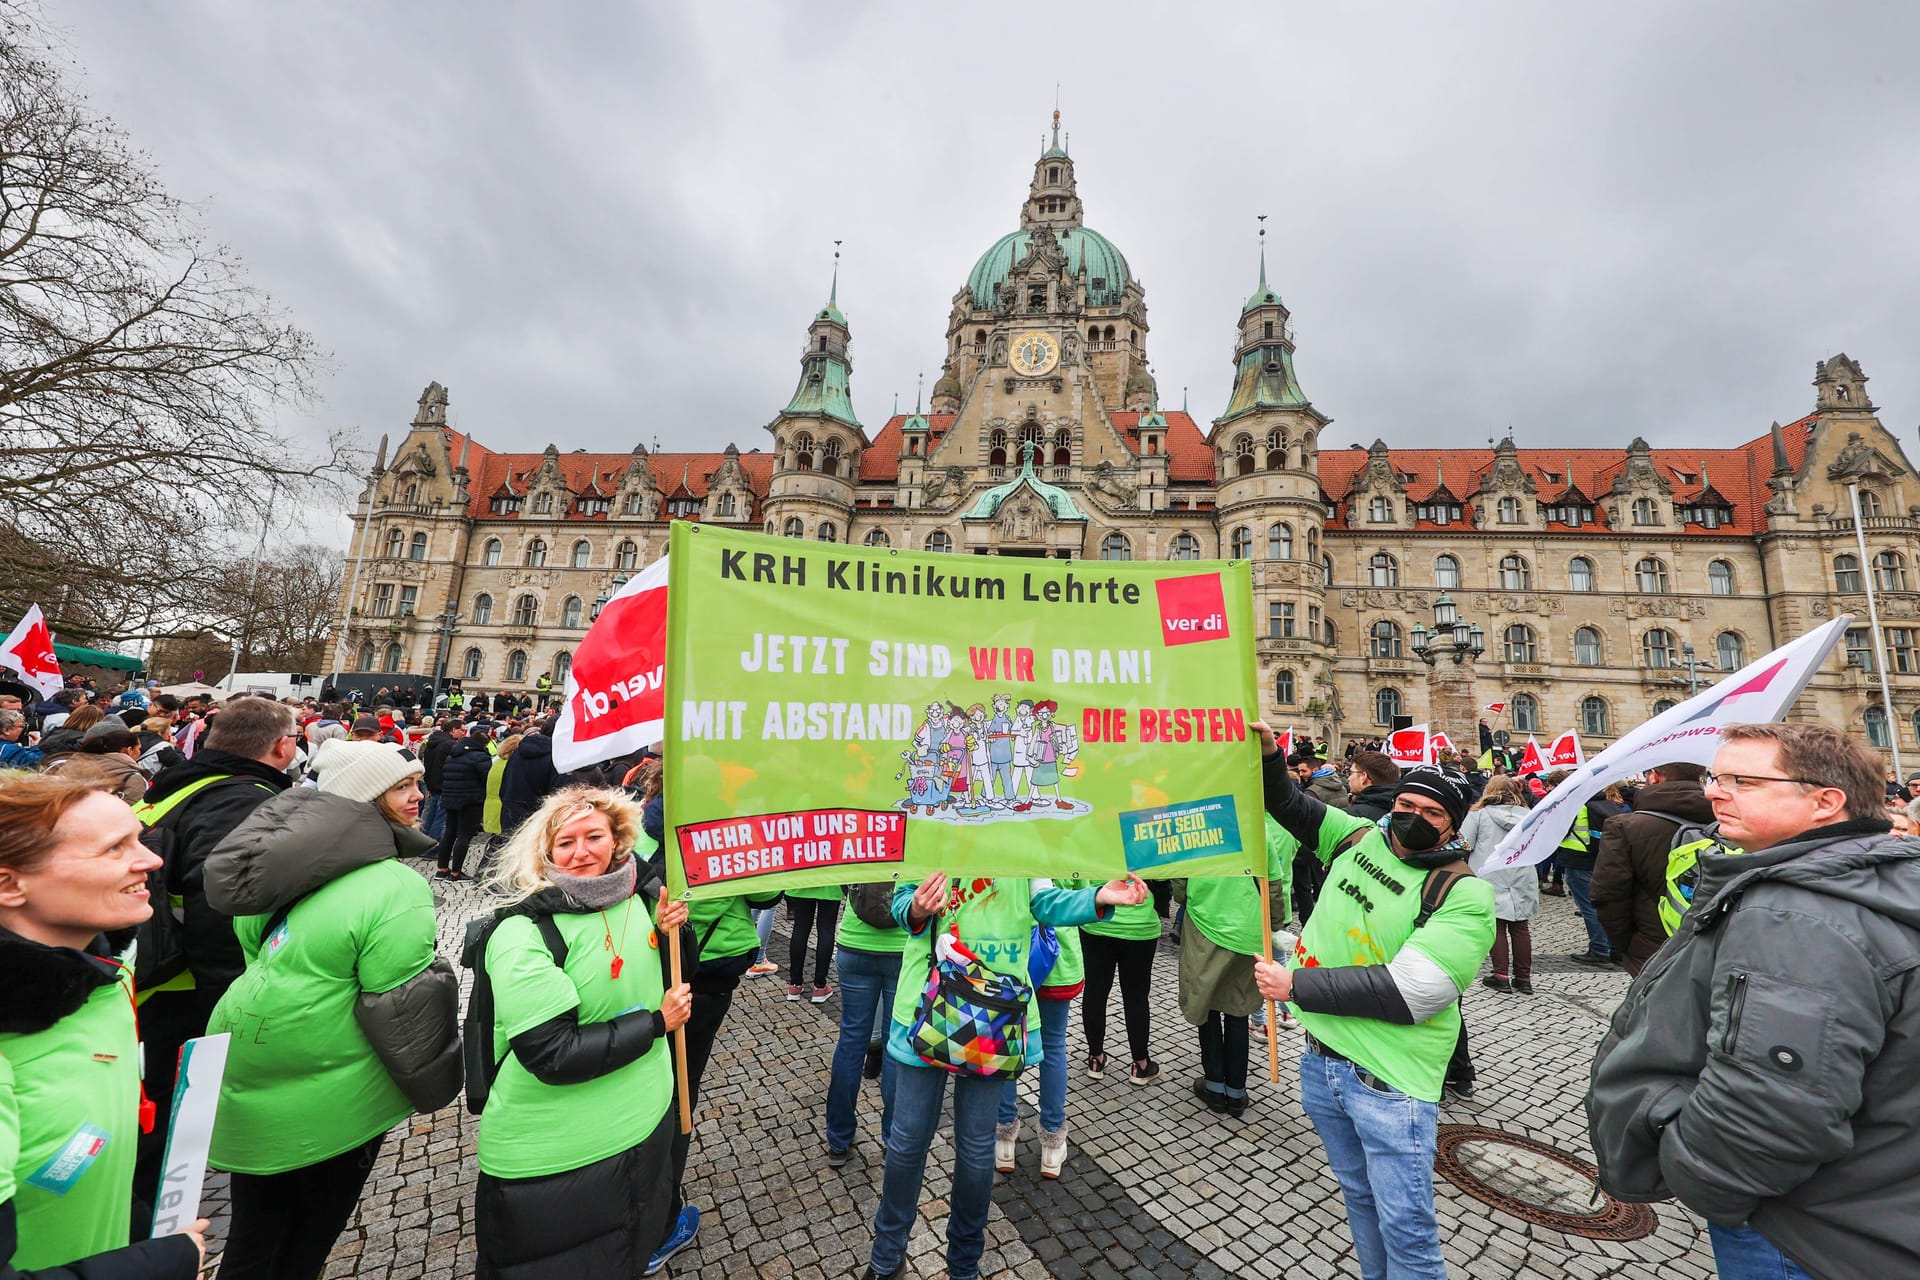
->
[859, 411, 1215, 484]
[446, 431, 774, 519]
[1318, 415, 1817, 536]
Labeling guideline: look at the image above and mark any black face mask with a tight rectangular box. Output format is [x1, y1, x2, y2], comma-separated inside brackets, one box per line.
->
[1389, 811, 1446, 853]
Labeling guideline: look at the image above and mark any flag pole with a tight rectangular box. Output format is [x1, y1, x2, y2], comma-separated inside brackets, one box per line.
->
[667, 905, 693, 1135]
[1257, 877, 1281, 1084]
[1849, 482, 1905, 780]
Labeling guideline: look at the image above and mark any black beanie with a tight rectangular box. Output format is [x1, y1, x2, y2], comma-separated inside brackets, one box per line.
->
[1395, 766, 1473, 830]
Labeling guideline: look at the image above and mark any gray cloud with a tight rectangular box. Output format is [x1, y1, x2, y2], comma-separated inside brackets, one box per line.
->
[51, 0, 1920, 550]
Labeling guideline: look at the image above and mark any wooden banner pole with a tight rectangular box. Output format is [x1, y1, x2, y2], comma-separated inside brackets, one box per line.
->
[1257, 876, 1281, 1085]
[668, 903, 693, 1135]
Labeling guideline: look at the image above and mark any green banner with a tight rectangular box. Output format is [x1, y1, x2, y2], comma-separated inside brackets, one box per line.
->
[664, 523, 1261, 899]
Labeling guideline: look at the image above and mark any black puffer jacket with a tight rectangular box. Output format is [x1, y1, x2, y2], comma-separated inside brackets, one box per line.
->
[499, 734, 558, 830]
[440, 738, 495, 811]
[420, 730, 456, 793]
[1346, 783, 1398, 824]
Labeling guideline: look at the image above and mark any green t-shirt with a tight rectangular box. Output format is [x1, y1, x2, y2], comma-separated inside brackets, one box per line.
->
[1185, 820, 1296, 956]
[208, 860, 437, 1174]
[478, 899, 673, 1178]
[0, 964, 138, 1269]
[886, 878, 1104, 1068]
[1289, 808, 1495, 1103]
[688, 894, 767, 962]
[1082, 898, 1160, 941]
[835, 888, 909, 955]
[785, 883, 843, 902]
[1038, 880, 1089, 989]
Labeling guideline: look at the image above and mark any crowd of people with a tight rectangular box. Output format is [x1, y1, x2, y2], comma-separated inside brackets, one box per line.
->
[2, 674, 1916, 1280]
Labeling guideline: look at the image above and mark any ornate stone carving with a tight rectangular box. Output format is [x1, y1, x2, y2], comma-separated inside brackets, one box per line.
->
[1339, 589, 1433, 612]
[1606, 596, 1707, 619]
[1000, 498, 1046, 542]
[921, 466, 967, 502]
[1087, 460, 1138, 506]
[1826, 431, 1906, 482]
[1472, 592, 1564, 616]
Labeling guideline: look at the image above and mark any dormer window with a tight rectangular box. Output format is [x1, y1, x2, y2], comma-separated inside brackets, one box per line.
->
[489, 495, 523, 515]
[1632, 497, 1659, 525]
[1048, 166, 1060, 182]
[1263, 321, 1274, 338]
[622, 493, 644, 516]
[717, 492, 737, 517]
[1091, 277, 1105, 291]
[1496, 496, 1521, 524]
[532, 492, 554, 515]
[668, 497, 699, 518]
[1368, 496, 1394, 522]
[577, 497, 610, 517]
[1678, 503, 1732, 528]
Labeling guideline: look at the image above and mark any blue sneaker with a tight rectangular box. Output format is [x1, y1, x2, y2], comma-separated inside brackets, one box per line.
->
[644, 1205, 699, 1275]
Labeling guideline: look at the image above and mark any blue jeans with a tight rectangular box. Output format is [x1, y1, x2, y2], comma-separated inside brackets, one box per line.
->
[751, 906, 777, 963]
[421, 792, 445, 842]
[999, 995, 1070, 1132]
[826, 947, 900, 1153]
[1562, 867, 1613, 957]
[870, 1064, 1001, 1280]
[1299, 1049, 1446, 1280]
[1707, 1224, 1814, 1279]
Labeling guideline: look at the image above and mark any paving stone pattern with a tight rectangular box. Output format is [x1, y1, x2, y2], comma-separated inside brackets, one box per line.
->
[199, 863, 1720, 1279]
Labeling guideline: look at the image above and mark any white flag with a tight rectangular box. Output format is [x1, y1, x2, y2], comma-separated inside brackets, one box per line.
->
[1477, 615, 1853, 870]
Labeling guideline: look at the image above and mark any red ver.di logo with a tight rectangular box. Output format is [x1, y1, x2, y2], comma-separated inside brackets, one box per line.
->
[1153, 572, 1228, 647]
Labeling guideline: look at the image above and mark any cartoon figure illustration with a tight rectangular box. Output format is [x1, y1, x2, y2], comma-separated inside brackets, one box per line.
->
[896, 751, 955, 815]
[986, 692, 1017, 803]
[941, 703, 970, 792]
[1018, 700, 1076, 811]
[913, 700, 946, 758]
[965, 703, 991, 802]
[1009, 698, 1036, 804]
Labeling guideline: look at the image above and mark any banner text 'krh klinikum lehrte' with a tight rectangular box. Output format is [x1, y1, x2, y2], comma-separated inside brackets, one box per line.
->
[663, 523, 1262, 900]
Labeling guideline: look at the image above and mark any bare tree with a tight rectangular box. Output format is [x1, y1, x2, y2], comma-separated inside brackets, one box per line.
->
[149, 543, 345, 679]
[0, 4, 353, 641]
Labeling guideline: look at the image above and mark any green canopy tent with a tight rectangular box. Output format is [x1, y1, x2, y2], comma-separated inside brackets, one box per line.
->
[53, 643, 143, 674]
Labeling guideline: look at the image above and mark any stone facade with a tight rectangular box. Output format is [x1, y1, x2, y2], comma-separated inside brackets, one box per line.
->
[331, 124, 1920, 762]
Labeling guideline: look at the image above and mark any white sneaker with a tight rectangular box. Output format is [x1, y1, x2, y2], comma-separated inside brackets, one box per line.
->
[1039, 1124, 1068, 1179]
[1278, 1008, 1301, 1030]
[994, 1121, 1019, 1173]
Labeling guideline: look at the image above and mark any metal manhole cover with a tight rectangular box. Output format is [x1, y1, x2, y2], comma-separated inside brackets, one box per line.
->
[1434, 1125, 1657, 1241]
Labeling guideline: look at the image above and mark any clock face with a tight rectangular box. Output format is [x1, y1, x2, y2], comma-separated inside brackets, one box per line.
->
[1009, 331, 1060, 377]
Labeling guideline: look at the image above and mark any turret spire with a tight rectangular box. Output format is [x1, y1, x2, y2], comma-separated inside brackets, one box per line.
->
[1257, 215, 1268, 292]
[829, 240, 841, 308]
[914, 370, 924, 415]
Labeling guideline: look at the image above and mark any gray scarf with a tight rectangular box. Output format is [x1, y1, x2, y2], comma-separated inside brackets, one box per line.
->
[550, 857, 637, 911]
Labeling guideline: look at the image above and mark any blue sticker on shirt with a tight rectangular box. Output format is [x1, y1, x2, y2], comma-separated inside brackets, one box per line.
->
[265, 918, 291, 956]
[26, 1124, 110, 1196]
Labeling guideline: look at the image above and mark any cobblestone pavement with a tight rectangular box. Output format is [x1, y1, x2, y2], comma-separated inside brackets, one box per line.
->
[200, 861, 1721, 1279]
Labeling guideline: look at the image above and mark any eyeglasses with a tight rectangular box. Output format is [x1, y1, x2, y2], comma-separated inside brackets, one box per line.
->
[1701, 772, 1828, 793]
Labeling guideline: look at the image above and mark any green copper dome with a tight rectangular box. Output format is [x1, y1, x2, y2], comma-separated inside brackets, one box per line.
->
[966, 227, 1130, 309]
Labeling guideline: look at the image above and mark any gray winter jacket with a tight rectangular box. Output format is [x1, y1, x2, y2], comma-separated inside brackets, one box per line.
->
[1586, 820, 1920, 1280]
[206, 789, 463, 1114]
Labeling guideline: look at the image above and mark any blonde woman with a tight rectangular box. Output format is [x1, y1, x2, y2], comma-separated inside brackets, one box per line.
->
[473, 787, 693, 1279]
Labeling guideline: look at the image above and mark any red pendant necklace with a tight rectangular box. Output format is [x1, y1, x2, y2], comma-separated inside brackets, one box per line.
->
[600, 900, 634, 979]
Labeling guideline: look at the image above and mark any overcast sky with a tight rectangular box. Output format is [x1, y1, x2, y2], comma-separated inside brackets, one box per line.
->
[49, 2, 1920, 548]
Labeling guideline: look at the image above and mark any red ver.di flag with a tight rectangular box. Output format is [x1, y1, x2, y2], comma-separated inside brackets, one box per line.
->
[551, 557, 668, 772]
[1385, 724, 1430, 767]
[0, 604, 63, 699]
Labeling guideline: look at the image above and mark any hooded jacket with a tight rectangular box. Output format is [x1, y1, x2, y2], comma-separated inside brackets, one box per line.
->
[419, 729, 456, 793]
[1461, 805, 1536, 921]
[1345, 781, 1398, 824]
[1589, 780, 1716, 975]
[439, 737, 495, 811]
[203, 789, 460, 1173]
[0, 930, 200, 1280]
[499, 734, 557, 830]
[1587, 821, 1920, 1280]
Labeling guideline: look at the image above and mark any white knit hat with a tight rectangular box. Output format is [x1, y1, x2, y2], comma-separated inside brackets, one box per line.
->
[313, 739, 424, 804]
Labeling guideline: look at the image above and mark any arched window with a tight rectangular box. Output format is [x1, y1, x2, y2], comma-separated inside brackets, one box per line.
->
[1275, 669, 1296, 705]
[822, 437, 843, 477]
[623, 491, 645, 516]
[471, 593, 493, 625]
[384, 528, 405, 558]
[571, 540, 591, 568]
[1368, 496, 1394, 523]
[507, 650, 528, 683]
[1100, 532, 1131, 561]
[1268, 523, 1293, 560]
[864, 528, 890, 547]
[1230, 526, 1252, 559]
[1708, 560, 1735, 596]
[1370, 620, 1403, 658]
[1717, 631, 1745, 670]
[615, 539, 637, 570]
[989, 429, 1008, 467]
[1834, 554, 1863, 592]
[524, 539, 547, 568]
[1503, 624, 1537, 663]
[1574, 626, 1602, 666]
[1499, 555, 1532, 591]
[1265, 428, 1287, 470]
[562, 596, 583, 629]
[1306, 526, 1320, 563]
[1632, 496, 1659, 525]
[1568, 556, 1595, 592]
[783, 518, 804, 538]
[1374, 687, 1402, 726]
[1367, 552, 1399, 587]
[1582, 697, 1610, 737]
[1052, 428, 1070, 469]
[1434, 555, 1460, 589]
[1323, 617, 1338, 647]
[1643, 628, 1675, 668]
[512, 594, 538, 627]
[1859, 489, 1884, 517]
[1104, 325, 1115, 342]
[409, 531, 428, 561]
[817, 521, 838, 543]
[382, 642, 403, 674]
[1170, 533, 1201, 561]
[482, 537, 502, 567]
[533, 491, 556, 515]
[1497, 496, 1521, 524]
[1652, 699, 1677, 716]
[1866, 706, 1891, 748]
[553, 651, 572, 686]
[926, 530, 953, 553]
[717, 492, 737, 517]
[356, 641, 375, 672]
[402, 482, 419, 505]
[793, 431, 815, 471]
[1512, 693, 1540, 733]
[1876, 551, 1908, 591]
[1234, 435, 1256, 477]
[1635, 557, 1669, 594]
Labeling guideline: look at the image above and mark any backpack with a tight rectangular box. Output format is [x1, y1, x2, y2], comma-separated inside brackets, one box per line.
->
[129, 774, 272, 990]
[1632, 809, 1725, 937]
[846, 880, 899, 931]
[459, 910, 570, 1115]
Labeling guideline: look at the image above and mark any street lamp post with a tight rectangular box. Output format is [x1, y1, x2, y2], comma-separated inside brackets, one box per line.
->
[1410, 593, 1487, 751]
[1676, 643, 1715, 699]
[428, 607, 463, 710]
